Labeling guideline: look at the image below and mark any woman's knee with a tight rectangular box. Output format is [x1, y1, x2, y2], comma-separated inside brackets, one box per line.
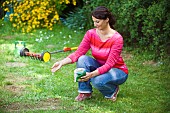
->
[76, 55, 100, 71]
[76, 55, 88, 67]
[78, 55, 88, 62]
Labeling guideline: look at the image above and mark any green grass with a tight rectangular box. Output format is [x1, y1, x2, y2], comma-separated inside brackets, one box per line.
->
[0, 21, 170, 113]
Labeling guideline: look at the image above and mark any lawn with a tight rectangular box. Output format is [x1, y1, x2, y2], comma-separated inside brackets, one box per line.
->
[0, 22, 169, 113]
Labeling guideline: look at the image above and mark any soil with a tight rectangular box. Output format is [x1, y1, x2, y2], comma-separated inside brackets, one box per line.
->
[1, 62, 61, 112]
[3, 74, 29, 95]
[46, 44, 55, 49]
[1, 98, 60, 112]
[122, 51, 133, 60]
[142, 60, 158, 66]
[2, 36, 14, 39]
[5, 62, 27, 67]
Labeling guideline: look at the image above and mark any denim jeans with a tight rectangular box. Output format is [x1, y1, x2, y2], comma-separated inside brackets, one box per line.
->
[76, 55, 128, 98]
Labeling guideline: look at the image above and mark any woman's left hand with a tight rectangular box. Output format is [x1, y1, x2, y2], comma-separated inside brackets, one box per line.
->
[79, 72, 92, 82]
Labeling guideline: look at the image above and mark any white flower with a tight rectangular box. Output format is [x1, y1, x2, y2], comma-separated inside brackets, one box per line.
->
[69, 35, 72, 38]
[45, 36, 49, 39]
[36, 38, 43, 42]
[35, 38, 39, 42]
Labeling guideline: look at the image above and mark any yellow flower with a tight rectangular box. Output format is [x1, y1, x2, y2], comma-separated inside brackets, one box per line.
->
[49, 23, 53, 26]
[30, 1, 34, 6]
[13, 23, 17, 27]
[45, 12, 49, 16]
[37, 1, 40, 4]
[27, 5, 30, 9]
[72, 0, 76, 5]
[38, 15, 42, 20]
[2, 2, 6, 7]
[25, 1, 28, 5]
[9, 18, 13, 21]
[4, 8, 9, 12]
[54, 14, 59, 21]
[65, 0, 70, 4]
[14, 13, 18, 16]
[17, 25, 20, 29]
[37, 25, 40, 28]
[32, 25, 36, 28]
[49, 27, 53, 30]
[22, 28, 25, 32]
[6, 1, 10, 4]
[9, 14, 14, 17]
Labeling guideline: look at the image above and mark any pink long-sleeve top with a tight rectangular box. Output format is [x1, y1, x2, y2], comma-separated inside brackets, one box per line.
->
[68, 28, 128, 75]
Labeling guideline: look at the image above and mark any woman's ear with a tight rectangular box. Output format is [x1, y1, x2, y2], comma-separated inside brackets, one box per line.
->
[106, 18, 109, 23]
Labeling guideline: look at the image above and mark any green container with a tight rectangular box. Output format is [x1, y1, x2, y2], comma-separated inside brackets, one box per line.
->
[74, 68, 86, 82]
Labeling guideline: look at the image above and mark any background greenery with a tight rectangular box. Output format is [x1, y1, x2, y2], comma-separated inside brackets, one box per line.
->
[64, 0, 170, 61]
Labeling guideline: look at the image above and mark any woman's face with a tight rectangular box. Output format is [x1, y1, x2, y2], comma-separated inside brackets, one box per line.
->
[92, 16, 109, 30]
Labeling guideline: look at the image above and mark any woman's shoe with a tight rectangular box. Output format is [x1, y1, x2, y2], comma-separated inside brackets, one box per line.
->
[75, 93, 92, 101]
[109, 86, 119, 102]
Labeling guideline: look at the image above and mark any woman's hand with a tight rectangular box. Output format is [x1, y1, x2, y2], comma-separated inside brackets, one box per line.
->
[79, 70, 99, 81]
[51, 62, 62, 73]
[79, 72, 93, 82]
[51, 57, 72, 74]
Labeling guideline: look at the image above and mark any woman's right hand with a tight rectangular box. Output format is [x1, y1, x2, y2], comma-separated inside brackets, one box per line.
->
[51, 62, 62, 73]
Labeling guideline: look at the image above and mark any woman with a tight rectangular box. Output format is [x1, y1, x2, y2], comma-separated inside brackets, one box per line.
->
[51, 6, 128, 102]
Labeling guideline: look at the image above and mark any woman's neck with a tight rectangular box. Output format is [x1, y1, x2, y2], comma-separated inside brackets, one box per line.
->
[96, 28, 116, 42]
[97, 25, 114, 35]
[97, 27, 115, 37]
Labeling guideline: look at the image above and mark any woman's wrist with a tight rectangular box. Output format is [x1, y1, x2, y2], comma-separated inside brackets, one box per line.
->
[59, 57, 72, 66]
[91, 70, 99, 77]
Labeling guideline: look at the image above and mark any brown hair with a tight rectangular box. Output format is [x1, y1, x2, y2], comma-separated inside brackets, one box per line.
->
[91, 6, 116, 29]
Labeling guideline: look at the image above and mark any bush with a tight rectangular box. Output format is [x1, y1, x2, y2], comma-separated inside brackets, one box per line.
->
[64, 0, 170, 61]
[2, 0, 76, 32]
[63, 7, 93, 30]
[63, 0, 113, 30]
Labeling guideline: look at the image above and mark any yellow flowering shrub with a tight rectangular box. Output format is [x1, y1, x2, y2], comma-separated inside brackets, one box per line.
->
[2, 0, 76, 32]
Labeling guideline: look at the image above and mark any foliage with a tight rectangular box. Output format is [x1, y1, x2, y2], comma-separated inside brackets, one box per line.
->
[63, 0, 112, 30]
[64, 0, 170, 61]
[63, 7, 93, 30]
[112, 0, 170, 61]
[0, 19, 13, 36]
[2, 0, 76, 33]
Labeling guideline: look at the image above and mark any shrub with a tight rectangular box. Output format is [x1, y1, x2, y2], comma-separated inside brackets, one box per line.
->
[2, 0, 76, 32]
[63, 0, 112, 30]
[112, 0, 170, 60]
[64, 0, 170, 60]
[63, 7, 93, 30]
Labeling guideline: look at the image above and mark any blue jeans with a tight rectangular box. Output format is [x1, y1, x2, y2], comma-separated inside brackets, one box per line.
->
[76, 55, 128, 98]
